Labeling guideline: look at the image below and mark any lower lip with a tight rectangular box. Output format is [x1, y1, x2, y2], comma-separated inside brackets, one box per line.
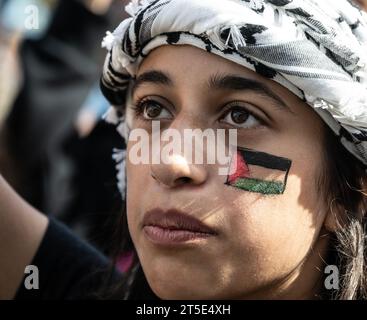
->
[143, 225, 214, 246]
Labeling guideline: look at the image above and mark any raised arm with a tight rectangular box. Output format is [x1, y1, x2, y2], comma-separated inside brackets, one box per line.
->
[0, 174, 48, 299]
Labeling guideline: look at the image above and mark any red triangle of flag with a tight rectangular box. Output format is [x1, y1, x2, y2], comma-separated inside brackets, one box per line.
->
[228, 150, 250, 184]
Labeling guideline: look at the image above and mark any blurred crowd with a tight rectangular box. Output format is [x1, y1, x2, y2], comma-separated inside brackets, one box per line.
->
[0, 0, 130, 265]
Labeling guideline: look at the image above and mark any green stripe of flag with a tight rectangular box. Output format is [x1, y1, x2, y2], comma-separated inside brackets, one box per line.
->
[232, 177, 284, 195]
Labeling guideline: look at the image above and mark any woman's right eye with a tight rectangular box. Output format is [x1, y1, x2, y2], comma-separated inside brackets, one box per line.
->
[135, 99, 172, 120]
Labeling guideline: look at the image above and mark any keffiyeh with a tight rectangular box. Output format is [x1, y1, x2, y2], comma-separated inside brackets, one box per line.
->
[101, 0, 367, 170]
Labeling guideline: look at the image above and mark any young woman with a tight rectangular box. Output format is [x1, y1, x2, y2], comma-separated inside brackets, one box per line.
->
[1, 0, 367, 300]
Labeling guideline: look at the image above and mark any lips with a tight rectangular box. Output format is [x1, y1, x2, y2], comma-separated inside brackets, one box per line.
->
[142, 208, 217, 245]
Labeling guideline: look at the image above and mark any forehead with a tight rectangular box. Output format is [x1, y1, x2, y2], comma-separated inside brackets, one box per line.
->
[135, 45, 302, 109]
[138, 45, 264, 81]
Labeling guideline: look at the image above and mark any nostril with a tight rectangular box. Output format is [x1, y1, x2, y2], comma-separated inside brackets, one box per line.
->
[175, 177, 192, 185]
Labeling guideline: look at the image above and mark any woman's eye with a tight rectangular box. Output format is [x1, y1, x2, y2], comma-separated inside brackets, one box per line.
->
[221, 107, 261, 128]
[137, 99, 172, 120]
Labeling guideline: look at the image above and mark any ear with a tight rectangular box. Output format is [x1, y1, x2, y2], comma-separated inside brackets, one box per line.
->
[324, 199, 345, 233]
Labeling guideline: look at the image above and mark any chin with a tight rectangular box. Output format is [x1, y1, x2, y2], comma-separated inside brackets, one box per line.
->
[145, 272, 211, 300]
[152, 285, 211, 300]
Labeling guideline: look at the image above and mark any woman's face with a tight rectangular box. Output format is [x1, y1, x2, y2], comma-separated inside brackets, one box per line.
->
[126, 45, 330, 299]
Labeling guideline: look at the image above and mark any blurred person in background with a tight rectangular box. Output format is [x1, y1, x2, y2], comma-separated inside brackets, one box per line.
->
[0, 0, 128, 256]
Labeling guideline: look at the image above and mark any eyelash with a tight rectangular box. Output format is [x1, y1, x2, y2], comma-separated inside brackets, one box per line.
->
[132, 97, 265, 127]
[219, 100, 265, 126]
[131, 97, 167, 121]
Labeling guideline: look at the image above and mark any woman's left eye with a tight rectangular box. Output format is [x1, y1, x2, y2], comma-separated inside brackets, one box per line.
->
[220, 106, 261, 128]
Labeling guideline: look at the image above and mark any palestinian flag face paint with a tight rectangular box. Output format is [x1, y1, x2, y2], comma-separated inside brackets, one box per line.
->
[225, 148, 292, 195]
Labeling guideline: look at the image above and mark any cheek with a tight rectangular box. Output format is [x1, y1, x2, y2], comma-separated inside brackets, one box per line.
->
[223, 169, 325, 284]
[125, 146, 149, 241]
[224, 145, 323, 254]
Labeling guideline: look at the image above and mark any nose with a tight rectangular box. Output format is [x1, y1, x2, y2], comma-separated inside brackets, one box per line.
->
[151, 153, 208, 188]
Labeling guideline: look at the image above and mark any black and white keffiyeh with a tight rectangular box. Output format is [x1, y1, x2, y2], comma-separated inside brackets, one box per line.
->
[101, 0, 367, 186]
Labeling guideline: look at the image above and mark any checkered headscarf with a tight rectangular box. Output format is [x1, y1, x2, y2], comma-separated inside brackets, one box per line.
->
[101, 0, 367, 195]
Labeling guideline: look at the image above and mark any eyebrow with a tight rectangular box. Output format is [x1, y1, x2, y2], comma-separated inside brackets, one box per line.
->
[132, 70, 173, 95]
[208, 73, 292, 113]
[132, 70, 292, 114]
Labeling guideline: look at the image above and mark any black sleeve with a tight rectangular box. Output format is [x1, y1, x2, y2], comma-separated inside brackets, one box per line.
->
[15, 218, 123, 300]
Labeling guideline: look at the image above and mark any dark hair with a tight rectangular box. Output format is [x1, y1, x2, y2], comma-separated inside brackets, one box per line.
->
[320, 126, 367, 299]
[97, 199, 157, 300]
[103, 124, 367, 300]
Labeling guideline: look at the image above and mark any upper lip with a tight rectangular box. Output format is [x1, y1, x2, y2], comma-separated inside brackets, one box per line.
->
[142, 208, 217, 234]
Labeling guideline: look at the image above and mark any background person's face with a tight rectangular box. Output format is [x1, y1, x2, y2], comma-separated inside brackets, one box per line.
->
[126, 45, 331, 299]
